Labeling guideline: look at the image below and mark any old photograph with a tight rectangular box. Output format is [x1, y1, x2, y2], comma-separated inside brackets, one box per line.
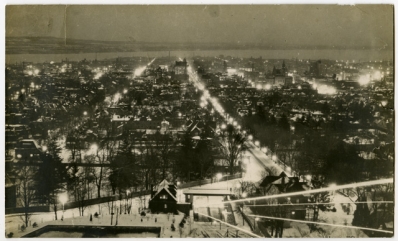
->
[4, 5, 394, 238]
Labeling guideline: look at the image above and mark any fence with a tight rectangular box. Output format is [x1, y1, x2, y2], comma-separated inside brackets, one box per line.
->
[5, 206, 50, 215]
[61, 190, 151, 211]
[6, 190, 151, 215]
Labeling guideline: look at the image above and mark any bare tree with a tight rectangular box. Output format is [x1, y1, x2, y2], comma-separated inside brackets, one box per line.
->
[218, 124, 247, 175]
[17, 164, 37, 227]
[91, 138, 116, 198]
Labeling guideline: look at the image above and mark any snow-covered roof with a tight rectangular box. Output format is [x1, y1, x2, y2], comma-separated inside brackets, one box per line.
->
[152, 179, 177, 201]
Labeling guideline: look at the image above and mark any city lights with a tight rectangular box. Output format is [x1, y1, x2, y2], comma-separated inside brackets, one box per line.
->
[317, 85, 337, 95]
[4, 6, 395, 239]
[358, 74, 371, 85]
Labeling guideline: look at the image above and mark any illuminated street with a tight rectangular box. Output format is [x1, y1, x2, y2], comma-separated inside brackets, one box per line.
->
[5, 5, 394, 239]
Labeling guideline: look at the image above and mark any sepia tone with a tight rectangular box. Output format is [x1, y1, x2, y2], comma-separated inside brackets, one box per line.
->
[5, 5, 394, 238]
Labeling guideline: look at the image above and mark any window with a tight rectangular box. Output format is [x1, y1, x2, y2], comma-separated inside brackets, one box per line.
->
[160, 195, 168, 200]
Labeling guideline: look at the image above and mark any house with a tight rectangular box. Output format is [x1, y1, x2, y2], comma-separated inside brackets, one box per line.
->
[15, 139, 43, 161]
[149, 180, 178, 214]
[259, 172, 311, 220]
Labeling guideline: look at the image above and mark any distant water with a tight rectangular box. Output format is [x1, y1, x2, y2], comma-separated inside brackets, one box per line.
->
[5, 49, 393, 64]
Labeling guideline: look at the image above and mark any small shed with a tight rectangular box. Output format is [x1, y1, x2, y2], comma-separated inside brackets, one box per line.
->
[149, 180, 178, 214]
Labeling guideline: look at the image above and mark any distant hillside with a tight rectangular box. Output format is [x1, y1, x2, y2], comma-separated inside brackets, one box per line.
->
[6, 36, 383, 55]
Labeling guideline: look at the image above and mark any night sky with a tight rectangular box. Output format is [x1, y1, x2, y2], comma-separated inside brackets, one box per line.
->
[6, 5, 393, 49]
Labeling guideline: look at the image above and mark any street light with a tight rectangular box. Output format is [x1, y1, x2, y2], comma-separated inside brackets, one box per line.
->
[272, 155, 277, 162]
[91, 144, 98, 153]
[59, 193, 68, 220]
[254, 217, 260, 229]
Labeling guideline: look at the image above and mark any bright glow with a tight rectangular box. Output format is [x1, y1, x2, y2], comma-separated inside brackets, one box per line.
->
[134, 58, 156, 77]
[381, 100, 388, 106]
[21, 89, 26, 94]
[305, 175, 312, 181]
[329, 183, 337, 189]
[254, 140, 260, 146]
[248, 135, 253, 141]
[221, 123, 227, 129]
[42, 146, 47, 152]
[90, 144, 98, 152]
[216, 173, 223, 180]
[227, 68, 237, 75]
[286, 167, 291, 172]
[177, 181, 181, 186]
[264, 84, 271, 90]
[298, 85, 302, 90]
[59, 193, 68, 204]
[83, 111, 88, 116]
[94, 72, 103, 80]
[27, 70, 33, 76]
[34, 69, 40, 75]
[312, 83, 318, 89]
[261, 147, 268, 153]
[17, 154, 22, 158]
[113, 93, 121, 103]
[123, 89, 128, 94]
[256, 84, 262, 90]
[373, 71, 381, 80]
[358, 74, 371, 86]
[317, 85, 336, 95]
[242, 192, 247, 198]
[233, 121, 237, 126]
[272, 155, 277, 161]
